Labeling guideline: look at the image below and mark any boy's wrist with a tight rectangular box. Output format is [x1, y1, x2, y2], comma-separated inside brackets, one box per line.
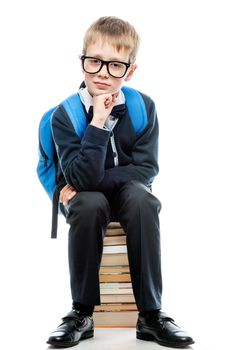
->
[87, 124, 110, 139]
[90, 118, 105, 129]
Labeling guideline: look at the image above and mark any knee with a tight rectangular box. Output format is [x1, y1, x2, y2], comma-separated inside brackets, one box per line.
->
[122, 181, 161, 213]
[66, 191, 110, 219]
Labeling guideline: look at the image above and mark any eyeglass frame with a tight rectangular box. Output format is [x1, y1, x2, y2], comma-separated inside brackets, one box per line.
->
[80, 55, 131, 78]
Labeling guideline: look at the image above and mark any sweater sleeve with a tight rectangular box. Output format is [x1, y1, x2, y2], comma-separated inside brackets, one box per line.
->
[51, 106, 111, 191]
[96, 98, 159, 193]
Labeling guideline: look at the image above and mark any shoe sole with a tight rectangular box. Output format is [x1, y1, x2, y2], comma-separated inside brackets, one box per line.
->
[136, 331, 195, 348]
[47, 329, 94, 348]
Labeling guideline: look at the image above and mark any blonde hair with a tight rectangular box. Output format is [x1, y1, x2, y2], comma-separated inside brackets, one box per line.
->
[83, 16, 140, 63]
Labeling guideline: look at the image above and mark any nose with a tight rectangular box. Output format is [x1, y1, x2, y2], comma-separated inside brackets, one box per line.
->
[98, 62, 109, 77]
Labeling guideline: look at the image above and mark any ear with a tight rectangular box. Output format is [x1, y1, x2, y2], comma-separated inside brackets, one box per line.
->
[124, 64, 137, 82]
[79, 54, 84, 73]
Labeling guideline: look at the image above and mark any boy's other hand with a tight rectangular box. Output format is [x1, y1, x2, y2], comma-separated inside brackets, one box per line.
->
[59, 184, 77, 205]
[91, 93, 116, 128]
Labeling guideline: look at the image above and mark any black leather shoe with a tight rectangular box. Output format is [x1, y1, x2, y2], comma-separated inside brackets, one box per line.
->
[47, 310, 94, 348]
[136, 311, 194, 348]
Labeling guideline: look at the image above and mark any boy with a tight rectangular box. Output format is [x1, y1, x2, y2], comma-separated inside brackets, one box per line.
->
[46, 16, 194, 348]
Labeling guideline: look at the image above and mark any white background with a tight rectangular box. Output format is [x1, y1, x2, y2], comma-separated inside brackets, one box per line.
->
[0, 1, 233, 349]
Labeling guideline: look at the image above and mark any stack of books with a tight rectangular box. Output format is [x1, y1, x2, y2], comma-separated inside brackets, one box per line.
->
[93, 222, 138, 327]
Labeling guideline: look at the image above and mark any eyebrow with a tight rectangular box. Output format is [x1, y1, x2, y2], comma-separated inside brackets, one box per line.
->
[86, 54, 125, 62]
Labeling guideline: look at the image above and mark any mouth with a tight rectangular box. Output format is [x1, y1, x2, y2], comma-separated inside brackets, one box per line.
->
[94, 81, 110, 89]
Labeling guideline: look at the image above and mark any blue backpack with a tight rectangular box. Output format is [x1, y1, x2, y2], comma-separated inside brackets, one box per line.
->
[37, 86, 148, 238]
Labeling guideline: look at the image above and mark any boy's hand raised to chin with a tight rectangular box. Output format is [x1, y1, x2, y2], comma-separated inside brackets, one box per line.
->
[90, 93, 116, 129]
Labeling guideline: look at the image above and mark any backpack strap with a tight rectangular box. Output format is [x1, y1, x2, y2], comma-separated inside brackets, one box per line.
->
[122, 86, 148, 134]
[62, 93, 87, 138]
[51, 188, 60, 239]
[50, 93, 87, 239]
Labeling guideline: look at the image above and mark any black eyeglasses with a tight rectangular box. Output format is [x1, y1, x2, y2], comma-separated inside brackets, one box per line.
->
[81, 55, 131, 78]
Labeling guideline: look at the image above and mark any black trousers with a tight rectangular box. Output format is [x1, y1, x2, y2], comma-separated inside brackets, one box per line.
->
[62, 180, 162, 312]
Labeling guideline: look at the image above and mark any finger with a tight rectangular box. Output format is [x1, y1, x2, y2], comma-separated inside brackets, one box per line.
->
[63, 189, 77, 205]
[105, 95, 112, 103]
[111, 94, 116, 103]
[105, 95, 116, 109]
[59, 186, 66, 203]
[59, 184, 71, 203]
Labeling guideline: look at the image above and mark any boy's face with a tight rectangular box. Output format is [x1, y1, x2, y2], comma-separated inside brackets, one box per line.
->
[81, 39, 137, 96]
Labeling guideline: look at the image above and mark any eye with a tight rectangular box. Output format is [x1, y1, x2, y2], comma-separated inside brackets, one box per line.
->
[110, 62, 123, 69]
[89, 58, 101, 65]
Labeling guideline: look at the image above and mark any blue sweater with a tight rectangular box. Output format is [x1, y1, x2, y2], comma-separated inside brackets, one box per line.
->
[51, 88, 159, 194]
